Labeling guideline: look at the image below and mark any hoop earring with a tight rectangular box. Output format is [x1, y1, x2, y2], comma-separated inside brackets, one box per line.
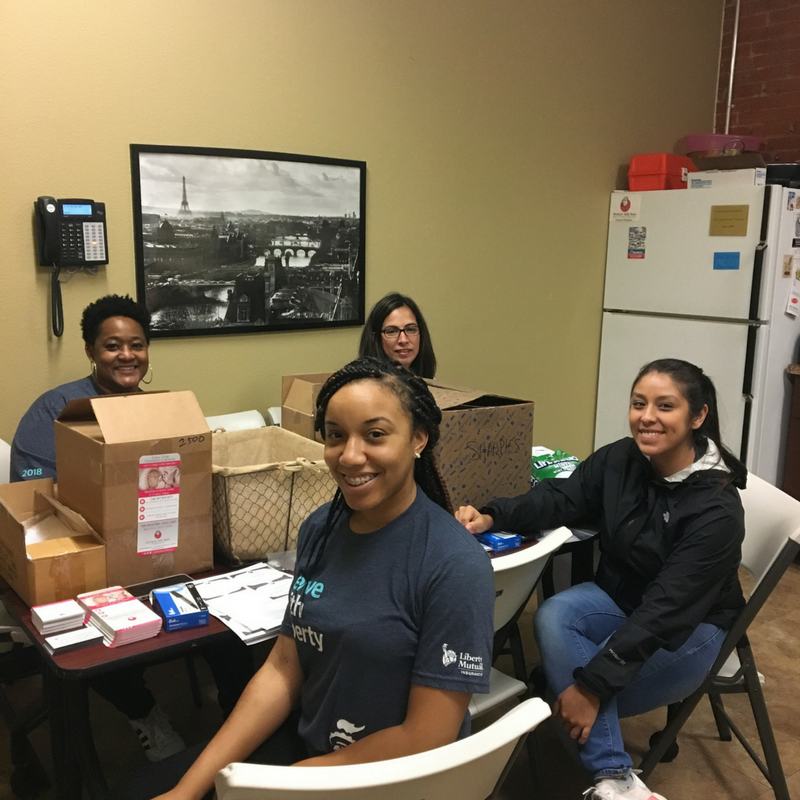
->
[90, 361, 97, 380]
[141, 363, 154, 385]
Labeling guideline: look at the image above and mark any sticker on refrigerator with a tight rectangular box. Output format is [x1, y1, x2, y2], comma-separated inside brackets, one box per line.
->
[627, 227, 646, 259]
[137, 454, 180, 556]
[713, 252, 740, 270]
[788, 192, 796, 212]
[709, 205, 749, 236]
[610, 194, 641, 222]
[784, 255, 794, 278]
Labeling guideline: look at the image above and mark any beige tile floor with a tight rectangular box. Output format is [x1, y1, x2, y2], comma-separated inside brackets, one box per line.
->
[0, 562, 798, 800]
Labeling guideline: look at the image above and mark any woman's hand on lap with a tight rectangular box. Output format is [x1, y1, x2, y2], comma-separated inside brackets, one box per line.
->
[455, 505, 493, 533]
[554, 684, 600, 745]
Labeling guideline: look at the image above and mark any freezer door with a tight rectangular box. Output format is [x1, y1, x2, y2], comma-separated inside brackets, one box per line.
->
[594, 312, 753, 457]
[605, 186, 766, 320]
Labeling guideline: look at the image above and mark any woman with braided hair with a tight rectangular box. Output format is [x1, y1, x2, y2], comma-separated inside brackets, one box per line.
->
[137, 357, 493, 800]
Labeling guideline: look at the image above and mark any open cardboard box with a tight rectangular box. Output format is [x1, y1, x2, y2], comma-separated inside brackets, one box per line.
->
[426, 381, 534, 509]
[0, 479, 106, 606]
[281, 373, 331, 441]
[54, 391, 213, 586]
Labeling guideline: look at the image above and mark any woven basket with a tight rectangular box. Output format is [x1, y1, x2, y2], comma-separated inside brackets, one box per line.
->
[211, 427, 337, 564]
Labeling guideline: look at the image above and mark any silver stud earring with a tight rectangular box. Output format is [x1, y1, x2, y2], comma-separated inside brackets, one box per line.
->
[414, 452, 421, 459]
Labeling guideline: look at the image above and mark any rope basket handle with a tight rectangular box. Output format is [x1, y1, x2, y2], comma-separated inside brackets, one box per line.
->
[213, 455, 329, 477]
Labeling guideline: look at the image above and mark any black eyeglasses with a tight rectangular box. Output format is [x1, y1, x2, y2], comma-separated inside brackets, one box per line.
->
[380, 324, 420, 339]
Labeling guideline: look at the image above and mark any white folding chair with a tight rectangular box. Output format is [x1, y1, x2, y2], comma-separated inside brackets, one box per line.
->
[0, 439, 11, 484]
[641, 474, 800, 800]
[206, 410, 267, 432]
[215, 697, 551, 800]
[470, 526, 572, 719]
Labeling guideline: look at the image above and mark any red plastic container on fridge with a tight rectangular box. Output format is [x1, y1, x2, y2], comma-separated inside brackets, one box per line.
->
[628, 154, 697, 191]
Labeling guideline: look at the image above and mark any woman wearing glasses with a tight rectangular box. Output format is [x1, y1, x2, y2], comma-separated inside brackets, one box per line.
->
[359, 292, 437, 378]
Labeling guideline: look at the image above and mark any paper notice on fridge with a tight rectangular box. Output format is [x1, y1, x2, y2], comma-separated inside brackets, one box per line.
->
[786, 258, 800, 317]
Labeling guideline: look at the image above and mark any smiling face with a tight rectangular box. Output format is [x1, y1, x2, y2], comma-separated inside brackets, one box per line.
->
[85, 316, 149, 394]
[629, 371, 708, 477]
[380, 306, 420, 369]
[323, 379, 428, 533]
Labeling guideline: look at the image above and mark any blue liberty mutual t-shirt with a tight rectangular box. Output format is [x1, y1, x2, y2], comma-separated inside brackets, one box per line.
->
[280, 487, 494, 757]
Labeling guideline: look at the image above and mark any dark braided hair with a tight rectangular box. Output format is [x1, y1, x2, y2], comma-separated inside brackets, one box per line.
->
[305, 357, 450, 574]
[632, 359, 747, 488]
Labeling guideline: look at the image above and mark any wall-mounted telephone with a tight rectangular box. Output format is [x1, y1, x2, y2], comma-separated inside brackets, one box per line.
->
[33, 197, 109, 338]
[34, 197, 108, 268]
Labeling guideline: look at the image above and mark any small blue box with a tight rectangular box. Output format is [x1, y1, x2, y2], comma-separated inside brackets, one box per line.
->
[476, 532, 522, 552]
[151, 583, 209, 632]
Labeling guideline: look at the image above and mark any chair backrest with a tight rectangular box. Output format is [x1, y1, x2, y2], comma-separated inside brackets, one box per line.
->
[215, 697, 550, 800]
[0, 439, 10, 485]
[491, 527, 573, 632]
[738, 474, 800, 588]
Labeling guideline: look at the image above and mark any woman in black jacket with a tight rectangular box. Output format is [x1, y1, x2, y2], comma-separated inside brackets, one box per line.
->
[456, 359, 747, 800]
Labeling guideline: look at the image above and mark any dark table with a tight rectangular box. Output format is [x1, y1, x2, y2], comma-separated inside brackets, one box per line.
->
[1, 576, 245, 800]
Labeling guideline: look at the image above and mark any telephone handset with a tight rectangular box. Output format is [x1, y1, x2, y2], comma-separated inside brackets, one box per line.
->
[34, 197, 109, 268]
[34, 196, 109, 338]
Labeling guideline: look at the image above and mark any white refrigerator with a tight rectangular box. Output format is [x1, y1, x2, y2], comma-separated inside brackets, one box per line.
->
[595, 184, 800, 486]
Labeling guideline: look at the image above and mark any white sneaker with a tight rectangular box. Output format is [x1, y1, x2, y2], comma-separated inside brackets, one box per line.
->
[128, 705, 186, 762]
[583, 773, 667, 800]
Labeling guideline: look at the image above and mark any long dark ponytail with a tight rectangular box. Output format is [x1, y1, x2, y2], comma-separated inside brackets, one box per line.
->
[631, 358, 747, 487]
[304, 357, 450, 574]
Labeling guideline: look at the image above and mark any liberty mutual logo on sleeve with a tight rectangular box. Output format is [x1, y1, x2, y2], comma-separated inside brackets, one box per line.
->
[442, 643, 457, 666]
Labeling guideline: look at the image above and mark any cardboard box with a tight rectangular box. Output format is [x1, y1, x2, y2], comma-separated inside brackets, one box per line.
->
[212, 426, 336, 563]
[55, 391, 213, 586]
[426, 382, 534, 509]
[688, 168, 766, 189]
[281, 373, 331, 440]
[0, 479, 106, 607]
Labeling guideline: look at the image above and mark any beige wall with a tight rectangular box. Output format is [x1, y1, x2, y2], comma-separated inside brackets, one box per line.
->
[0, 1, 722, 459]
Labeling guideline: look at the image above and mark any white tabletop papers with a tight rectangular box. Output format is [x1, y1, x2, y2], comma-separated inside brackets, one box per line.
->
[191, 563, 292, 645]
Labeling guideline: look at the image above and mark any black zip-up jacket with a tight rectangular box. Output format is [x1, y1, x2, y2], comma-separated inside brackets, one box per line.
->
[482, 438, 746, 702]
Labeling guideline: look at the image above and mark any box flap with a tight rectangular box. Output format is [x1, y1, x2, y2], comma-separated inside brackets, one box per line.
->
[281, 374, 331, 407]
[0, 479, 55, 519]
[425, 381, 487, 409]
[58, 391, 210, 444]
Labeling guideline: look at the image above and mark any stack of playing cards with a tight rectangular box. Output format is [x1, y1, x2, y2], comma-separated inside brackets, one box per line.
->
[31, 599, 86, 635]
[78, 586, 162, 647]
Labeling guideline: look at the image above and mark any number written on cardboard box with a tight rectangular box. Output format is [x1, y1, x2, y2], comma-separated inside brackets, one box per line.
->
[179, 435, 206, 448]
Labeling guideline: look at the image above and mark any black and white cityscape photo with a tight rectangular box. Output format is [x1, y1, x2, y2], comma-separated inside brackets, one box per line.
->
[130, 145, 365, 338]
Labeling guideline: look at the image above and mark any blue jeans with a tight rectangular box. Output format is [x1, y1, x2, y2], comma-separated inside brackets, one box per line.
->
[534, 582, 725, 781]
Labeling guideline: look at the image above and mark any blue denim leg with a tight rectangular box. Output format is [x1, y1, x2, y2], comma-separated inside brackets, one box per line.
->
[534, 583, 726, 782]
[535, 583, 631, 779]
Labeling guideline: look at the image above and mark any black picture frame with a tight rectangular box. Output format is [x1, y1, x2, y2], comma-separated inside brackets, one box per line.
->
[130, 144, 365, 338]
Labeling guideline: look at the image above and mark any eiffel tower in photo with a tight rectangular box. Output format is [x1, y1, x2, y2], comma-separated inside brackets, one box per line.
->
[178, 176, 192, 217]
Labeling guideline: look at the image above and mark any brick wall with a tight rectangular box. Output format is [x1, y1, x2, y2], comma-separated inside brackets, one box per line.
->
[716, 0, 800, 162]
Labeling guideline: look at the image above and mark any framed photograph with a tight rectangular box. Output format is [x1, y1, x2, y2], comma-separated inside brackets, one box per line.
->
[130, 144, 365, 338]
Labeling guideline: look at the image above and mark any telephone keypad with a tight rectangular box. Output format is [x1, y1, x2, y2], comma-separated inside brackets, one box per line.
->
[82, 222, 106, 262]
